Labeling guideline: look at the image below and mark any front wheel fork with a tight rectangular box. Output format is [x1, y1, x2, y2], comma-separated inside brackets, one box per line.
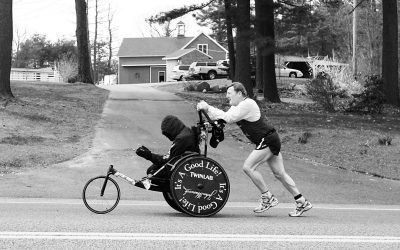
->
[101, 165, 116, 196]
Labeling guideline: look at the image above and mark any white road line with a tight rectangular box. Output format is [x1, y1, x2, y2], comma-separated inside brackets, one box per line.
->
[0, 199, 399, 211]
[0, 232, 399, 243]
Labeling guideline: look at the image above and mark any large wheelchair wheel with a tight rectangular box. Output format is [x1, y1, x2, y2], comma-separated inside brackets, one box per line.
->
[162, 191, 183, 212]
[82, 176, 120, 214]
[169, 155, 230, 217]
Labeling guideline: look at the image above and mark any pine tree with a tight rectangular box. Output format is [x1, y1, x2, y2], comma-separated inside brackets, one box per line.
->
[0, 0, 14, 99]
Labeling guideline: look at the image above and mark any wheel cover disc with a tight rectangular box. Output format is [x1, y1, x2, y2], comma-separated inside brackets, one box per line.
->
[170, 156, 230, 217]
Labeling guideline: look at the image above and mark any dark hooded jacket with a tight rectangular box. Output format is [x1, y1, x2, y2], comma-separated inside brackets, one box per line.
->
[149, 115, 200, 166]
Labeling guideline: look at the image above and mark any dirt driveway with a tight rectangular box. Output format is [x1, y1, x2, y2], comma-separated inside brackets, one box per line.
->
[1, 84, 399, 205]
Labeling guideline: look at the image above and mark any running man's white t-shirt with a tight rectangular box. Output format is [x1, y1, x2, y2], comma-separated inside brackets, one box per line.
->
[207, 98, 260, 123]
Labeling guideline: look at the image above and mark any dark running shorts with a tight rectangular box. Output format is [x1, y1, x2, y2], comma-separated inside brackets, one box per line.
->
[255, 131, 281, 155]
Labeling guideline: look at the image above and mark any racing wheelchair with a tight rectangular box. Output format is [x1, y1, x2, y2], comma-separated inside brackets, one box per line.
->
[82, 110, 230, 217]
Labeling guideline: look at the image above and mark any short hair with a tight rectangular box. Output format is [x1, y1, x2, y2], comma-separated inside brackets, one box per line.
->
[228, 82, 247, 97]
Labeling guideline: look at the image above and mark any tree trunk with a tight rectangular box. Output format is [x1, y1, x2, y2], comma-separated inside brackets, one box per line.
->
[382, 0, 400, 106]
[352, 0, 358, 77]
[235, 0, 252, 98]
[75, 0, 94, 84]
[93, 0, 98, 83]
[0, 0, 14, 99]
[261, 0, 280, 102]
[255, 0, 263, 91]
[224, 0, 235, 81]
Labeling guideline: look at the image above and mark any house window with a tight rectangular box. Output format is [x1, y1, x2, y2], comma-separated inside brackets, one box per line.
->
[158, 71, 165, 82]
[197, 44, 208, 54]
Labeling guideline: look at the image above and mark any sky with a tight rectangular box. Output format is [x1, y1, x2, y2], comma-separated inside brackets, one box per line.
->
[13, 0, 210, 45]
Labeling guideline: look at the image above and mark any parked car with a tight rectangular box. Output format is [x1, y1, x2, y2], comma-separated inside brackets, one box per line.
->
[188, 61, 229, 80]
[171, 65, 190, 81]
[275, 64, 303, 78]
[285, 61, 312, 78]
[217, 59, 229, 67]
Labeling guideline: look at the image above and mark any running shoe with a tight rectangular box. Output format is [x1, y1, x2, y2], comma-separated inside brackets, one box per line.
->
[253, 195, 279, 213]
[289, 200, 313, 217]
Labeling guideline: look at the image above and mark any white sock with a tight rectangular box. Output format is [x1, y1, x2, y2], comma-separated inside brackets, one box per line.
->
[295, 196, 306, 204]
[261, 191, 272, 199]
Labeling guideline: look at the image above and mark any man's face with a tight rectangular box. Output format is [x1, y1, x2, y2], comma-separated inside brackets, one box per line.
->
[226, 87, 242, 106]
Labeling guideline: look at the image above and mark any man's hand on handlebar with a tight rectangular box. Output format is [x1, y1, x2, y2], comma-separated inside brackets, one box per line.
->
[135, 145, 152, 161]
[214, 119, 226, 128]
[197, 100, 209, 112]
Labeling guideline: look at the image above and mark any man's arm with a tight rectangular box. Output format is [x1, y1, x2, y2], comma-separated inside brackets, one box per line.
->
[148, 152, 169, 166]
[198, 100, 250, 123]
[148, 137, 190, 166]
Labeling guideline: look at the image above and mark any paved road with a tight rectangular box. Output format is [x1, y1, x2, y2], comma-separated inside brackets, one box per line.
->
[0, 83, 399, 249]
[1, 198, 399, 249]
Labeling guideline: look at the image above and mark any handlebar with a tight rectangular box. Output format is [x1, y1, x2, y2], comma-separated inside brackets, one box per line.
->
[198, 110, 226, 129]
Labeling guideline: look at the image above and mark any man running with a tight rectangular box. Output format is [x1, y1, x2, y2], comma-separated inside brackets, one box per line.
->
[197, 82, 312, 217]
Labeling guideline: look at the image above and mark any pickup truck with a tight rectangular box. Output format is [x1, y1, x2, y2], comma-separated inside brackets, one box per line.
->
[188, 61, 229, 80]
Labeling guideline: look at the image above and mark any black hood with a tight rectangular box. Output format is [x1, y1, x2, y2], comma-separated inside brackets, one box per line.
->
[161, 115, 185, 141]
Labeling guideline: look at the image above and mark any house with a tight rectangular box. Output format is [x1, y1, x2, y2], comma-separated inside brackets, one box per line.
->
[117, 22, 228, 84]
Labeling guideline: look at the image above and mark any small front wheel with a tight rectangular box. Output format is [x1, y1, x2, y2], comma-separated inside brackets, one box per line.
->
[82, 176, 120, 214]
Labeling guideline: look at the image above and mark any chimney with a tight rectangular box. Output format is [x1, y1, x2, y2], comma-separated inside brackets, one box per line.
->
[177, 21, 185, 37]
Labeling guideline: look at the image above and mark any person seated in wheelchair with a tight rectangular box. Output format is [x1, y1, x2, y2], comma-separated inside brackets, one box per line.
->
[135, 115, 200, 190]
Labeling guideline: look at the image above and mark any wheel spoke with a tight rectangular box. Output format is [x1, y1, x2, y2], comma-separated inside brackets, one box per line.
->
[82, 176, 120, 214]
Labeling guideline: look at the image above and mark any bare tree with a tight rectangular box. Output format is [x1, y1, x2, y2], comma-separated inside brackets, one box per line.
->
[13, 28, 27, 68]
[0, 0, 14, 99]
[106, 3, 114, 70]
[75, 0, 94, 83]
[145, 19, 177, 37]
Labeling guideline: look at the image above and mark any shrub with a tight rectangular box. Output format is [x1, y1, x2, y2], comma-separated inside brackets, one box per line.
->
[305, 63, 384, 112]
[196, 81, 211, 92]
[298, 132, 312, 144]
[183, 82, 196, 92]
[305, 72, 346, 111]
[378, 135, 393, 146]
[57, 54, 78, 83]
[210, 85, 220, 92]
[346, 75, 385, 114]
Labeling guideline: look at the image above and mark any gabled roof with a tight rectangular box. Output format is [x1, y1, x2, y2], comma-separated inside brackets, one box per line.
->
[117, 37, 193, 57]
[181, 32, 228, 53]
[162, 48, 213, 60]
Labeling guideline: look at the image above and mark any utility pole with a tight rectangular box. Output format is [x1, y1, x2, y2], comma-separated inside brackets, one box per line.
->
[352, 0, 358, 78]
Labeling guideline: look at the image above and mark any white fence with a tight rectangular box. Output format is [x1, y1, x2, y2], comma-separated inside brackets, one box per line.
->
[10, 68, 63, 83]
[100, 74, 117, 85]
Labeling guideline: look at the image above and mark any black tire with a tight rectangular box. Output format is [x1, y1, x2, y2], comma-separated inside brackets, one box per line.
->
[289, 72, 297, 78]
[208, 71, 217, 80]
[170, 155, 230, 217]
[82, 176, 120, 214]
[163, 191, 183, 212]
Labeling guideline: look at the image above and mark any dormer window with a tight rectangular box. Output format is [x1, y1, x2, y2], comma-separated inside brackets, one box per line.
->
[197, 44, 208, 54]
[177, 21, 185, 37]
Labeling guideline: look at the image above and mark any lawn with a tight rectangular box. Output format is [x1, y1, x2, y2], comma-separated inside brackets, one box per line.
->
[0, 81, 109, 175]
[154, 79, 400, 181]
[1, 79, 399, 181]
